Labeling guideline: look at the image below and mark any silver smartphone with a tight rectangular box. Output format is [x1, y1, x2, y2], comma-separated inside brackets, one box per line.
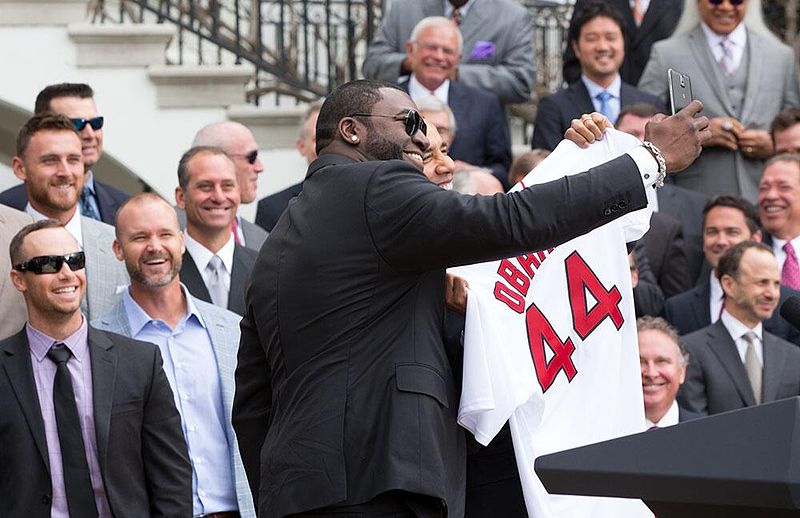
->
[668, 68, 693, 115]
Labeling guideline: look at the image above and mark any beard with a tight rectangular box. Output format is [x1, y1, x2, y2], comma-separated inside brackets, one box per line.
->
[364, 132, 404, 161]
[127, 251, 181, 289]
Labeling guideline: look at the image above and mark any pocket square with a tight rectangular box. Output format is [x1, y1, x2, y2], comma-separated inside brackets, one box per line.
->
[470, 41, 496, 60]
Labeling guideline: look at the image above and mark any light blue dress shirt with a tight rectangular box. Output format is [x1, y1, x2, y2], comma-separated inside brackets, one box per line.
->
[582, 74, 622, 125]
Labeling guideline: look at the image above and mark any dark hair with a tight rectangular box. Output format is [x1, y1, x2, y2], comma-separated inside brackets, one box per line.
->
[9, 219, 65, 265]
[702, 194, 760, 234]
[771, 106, 800, 136]
[176, 146, 234, 190]
[617, 102, 660, 123]
[34, 83, 94, 114]
[16, 113, 80, 157]
[315, 79, 404, 153]
[567, 1, 626, 44]
[716, 240, 774, 282]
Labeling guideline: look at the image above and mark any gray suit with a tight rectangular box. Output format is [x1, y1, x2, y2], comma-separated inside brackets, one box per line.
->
[678, 320, 800, 415]
[0, 206, 34, 340]
[639, 26, 800, 201]
[92, 292, 256, 518]
[81, 216, 129, 319]
[175, 207, 267, 252]
[362, 0, 534, 104]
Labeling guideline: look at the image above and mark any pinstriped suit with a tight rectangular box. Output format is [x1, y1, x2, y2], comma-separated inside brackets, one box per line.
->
[81, 216, 129, 319]
[91, 292, 255, 518]
[0, 206, 34, 340]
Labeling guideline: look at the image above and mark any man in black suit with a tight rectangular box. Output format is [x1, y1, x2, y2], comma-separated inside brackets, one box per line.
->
[400, 16, 512, 187]
[0, 220, 190, 517]
[759, 154, 800, 292]
[0, 83, 130, 224]
[678, 241, 800, 415]
[664, 195, 800, 346]
[637, 316, 701, 426]
[231, 79, 708, 516]
[175, 146, 257, 316]
[563, 0, 682, 86]
[533, 2, 663, 151]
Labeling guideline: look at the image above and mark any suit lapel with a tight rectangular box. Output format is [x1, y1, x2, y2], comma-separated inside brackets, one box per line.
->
[706, 322, 757, 406]
[569, 81, 596, 116]
[738, 29, 762, 123]
[89, 328, 116, 473]
[93, 182, 114, 224]
[1, 330, 50, 471]
[202, 305, 237, 422]
[422, 0, 442, 17]
[448, 82, 468, 126]
[635, 1, 664, 46]
[180, 251, 212, 304]
[458, 0, 489, 58]
[687, 27, 735, 116]
[691, 283, 712, 329]
[761, 333, 786, 402]
[229, 246, 252, 314]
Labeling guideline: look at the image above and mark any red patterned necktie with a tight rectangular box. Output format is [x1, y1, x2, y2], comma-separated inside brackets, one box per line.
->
[231, 217, 242, 245]
[632, 0, 644, 26]
[451, 7, 462, 26]
[783, 242, 800, 289]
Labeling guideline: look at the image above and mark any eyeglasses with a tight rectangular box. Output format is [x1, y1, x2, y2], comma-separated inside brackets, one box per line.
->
[231, 150, 259, 165]
[708, 0, 744, 5]
[13, 251, 86, 274]
[350, 110, 427, 137]
[70, 117, 104, 131]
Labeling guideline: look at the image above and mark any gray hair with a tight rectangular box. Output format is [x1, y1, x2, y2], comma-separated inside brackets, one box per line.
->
[409, 16, 463, 54]
[415, 96, 458, 136]
[636, 316, 689, 365]
[672, 0, 780, 42]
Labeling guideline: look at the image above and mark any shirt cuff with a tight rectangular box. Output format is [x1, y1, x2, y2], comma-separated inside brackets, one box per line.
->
[627, 145, 660, 188]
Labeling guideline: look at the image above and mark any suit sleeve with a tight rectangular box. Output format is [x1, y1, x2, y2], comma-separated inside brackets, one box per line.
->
[366, 154, 647, 272]
[456, 9, 535, 104]
[677, 343, 709, 415]
[141, 346, 193, 517]
[232, 304, 273, 509]
[531, 94, 564, 151]
[361, 3, 407, 82]
[637, 42, 669, 103]
[658, 222, 691, 298]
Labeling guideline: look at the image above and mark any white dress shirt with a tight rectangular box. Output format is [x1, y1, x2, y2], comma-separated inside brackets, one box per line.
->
[408, 74, 450, 105]
[184, 231, 235, 298]
[26, 204, 83, 247]
[645, 399, 679, 429]
[767, 234, 800, 272]
[720, 309, 764, 367]
[709, 271, 724, 323]
[701, 21, 747, 73]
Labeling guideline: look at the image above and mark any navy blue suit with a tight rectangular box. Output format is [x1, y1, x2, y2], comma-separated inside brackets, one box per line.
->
[0, 180, 130, 226]
[532, 80, 664, 151]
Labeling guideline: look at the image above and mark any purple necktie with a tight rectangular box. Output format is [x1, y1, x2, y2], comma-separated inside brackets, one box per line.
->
[718, 38, 735, 76]
[783, 242, 800, 290]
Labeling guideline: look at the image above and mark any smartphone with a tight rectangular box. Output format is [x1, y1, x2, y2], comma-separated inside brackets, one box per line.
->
[668, 68, 693, 115]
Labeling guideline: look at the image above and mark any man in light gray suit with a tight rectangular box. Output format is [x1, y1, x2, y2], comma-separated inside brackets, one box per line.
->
[0, 206, 33, 339]
[638, 0, 799, 201]
[92, 193, 255, 517]
[11, 114, 128, 319]
[678, 241, 800, 415]
[362, 0, 534, 105]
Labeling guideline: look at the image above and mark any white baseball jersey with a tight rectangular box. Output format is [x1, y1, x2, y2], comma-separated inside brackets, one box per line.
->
[451, 130, 655, 518]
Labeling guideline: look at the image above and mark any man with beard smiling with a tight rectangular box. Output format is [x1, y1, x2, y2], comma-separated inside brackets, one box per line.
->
[232, 79, 709, 517]
[92, 193, 255, 517]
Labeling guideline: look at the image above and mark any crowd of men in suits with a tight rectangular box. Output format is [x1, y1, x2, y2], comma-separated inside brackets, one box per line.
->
[3, 0, 800, 516]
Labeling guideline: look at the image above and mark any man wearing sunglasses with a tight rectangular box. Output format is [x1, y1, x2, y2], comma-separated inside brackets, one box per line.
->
[638, 0, 800, 201]
[0, 219, 191, 517]
[10, 114, 129, 320]
[233, 79, 710, 517]
[188, 121, 269, 251]
[0, 83, 130, 225]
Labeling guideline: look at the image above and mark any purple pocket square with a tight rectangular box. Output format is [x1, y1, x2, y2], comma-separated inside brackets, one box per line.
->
[470, 41, 496, 60]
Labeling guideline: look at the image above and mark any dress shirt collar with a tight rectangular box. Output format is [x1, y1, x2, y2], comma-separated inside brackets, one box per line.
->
[720, 308, 763, 341]
[26, 203, 83, 247]
[709, 270, 724, 322]
[84, 171, 96, 195]
[630, 0, 651, 13]
[122, 283, 207, 335]
[26, 315, 89, 363]
[646, 399, 679, 428]
[183, 230, 235, 274]
[701, 21, 747, 53]
[581, 74, 622, 100]
[408, 74, 450, 105]
[443, 0, 474, 18]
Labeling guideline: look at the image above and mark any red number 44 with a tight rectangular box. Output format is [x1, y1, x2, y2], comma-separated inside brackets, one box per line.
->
[526, 251, 624, 392]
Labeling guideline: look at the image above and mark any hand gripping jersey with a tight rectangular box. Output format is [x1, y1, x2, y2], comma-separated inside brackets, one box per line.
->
[451, 130, 656, 518]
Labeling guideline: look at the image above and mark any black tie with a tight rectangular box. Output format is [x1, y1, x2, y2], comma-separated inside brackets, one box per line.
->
[47, 343, 98, 517]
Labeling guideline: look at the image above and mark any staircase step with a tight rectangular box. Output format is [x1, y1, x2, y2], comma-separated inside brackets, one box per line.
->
[227, 104, 306, 150]
[68, 23, 175, 67]
[148, 64, 254, 108]
[0, 0, 87, 26]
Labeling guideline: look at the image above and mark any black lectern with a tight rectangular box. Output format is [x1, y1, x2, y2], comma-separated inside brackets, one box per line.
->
[535, 397, 800, 517]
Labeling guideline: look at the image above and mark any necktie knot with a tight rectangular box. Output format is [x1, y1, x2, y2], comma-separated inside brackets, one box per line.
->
[596, 91, 614, 121]
[207, 254, 223, 273]
[79, 185, 101, 221]
[785, 241, 797, 258]
[47, 342, 72, 364]
[451, 7, 462, 25]
[742, 331, 757, 345]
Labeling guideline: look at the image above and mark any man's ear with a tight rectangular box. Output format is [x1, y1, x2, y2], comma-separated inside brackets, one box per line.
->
[112, 239, 124, 262]
[339, 117, 361, 145]
[175, 187, 185, 209]
[11, 156, 26, 182]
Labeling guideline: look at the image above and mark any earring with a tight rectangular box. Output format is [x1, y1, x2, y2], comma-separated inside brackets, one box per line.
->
[351, 135, 358, 142]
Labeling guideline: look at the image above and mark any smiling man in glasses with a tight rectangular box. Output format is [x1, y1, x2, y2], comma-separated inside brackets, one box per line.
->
[638, 0, 799, 201]
[188, 122, 269, 251]
[232, 79, 710, 517]
[0, 219, 191, 517]
[0, 83, 131, 225]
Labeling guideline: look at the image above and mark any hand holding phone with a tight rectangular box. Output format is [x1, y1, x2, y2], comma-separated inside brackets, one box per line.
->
[668, 69, 693, 115]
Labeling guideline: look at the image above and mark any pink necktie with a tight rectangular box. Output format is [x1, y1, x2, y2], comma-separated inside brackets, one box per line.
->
[718, 38, 735, 76]
[783, 242, 800, 290]
[632, 0, 644, 26]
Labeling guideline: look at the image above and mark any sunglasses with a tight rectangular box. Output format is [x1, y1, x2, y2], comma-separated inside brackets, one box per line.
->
[70, 117, 104, 131]
[13, 251, 86, 275]
[232, 150, 259, 165]
[708, 0, 744, 4]
[351, 110, 428, 137]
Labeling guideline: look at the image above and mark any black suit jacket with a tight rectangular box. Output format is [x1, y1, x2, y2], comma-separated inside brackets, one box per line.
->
[179, 245, 257, 316]
[656, 184, 709, 285]
[678, 405, 703, 422]
[532, 80, 664, 150]
[663, 282, 800, 346]
[255, 181, 303, 232]
[562, 0, 683, 85]
[232, 152, 648, 517]
[0, 327, 191, 518]
[643, 211, 691, 298]
[401, 78, 513, 188]
[0, 180, 130, 225]
[677, 321, 800, 415]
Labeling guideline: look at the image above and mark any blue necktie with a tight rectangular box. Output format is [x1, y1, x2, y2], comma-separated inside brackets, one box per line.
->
[596, 91, 614, 122]
[80, 186, 101, 221]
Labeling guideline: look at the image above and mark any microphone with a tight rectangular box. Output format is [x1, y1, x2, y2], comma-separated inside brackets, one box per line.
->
[779, 296, 800, 331]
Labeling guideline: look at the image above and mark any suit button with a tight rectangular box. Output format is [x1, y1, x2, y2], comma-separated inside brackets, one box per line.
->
[41, 495, 51, 504]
